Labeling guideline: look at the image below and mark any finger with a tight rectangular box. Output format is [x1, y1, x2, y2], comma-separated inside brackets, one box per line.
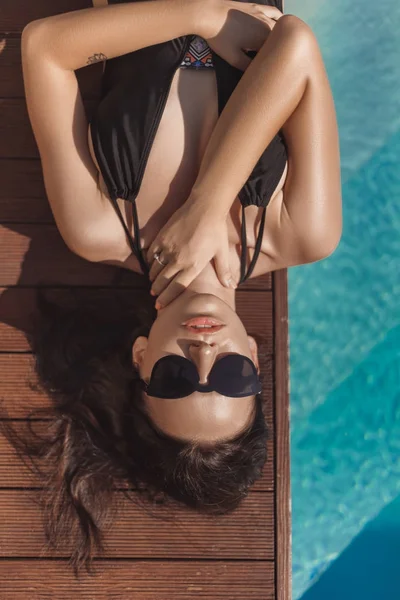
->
[253, 12, 278, 32]
[214, 241, 235, 289]
[148, 254, 167, 284]
[248, 5, 283, 30]
[156, 268, 199, 309]
[151, 262, 182, 297]
[256, 5, 284, 20]
[231, 1, 283, 20]
[265, 16, 277, 30]
[147, 237, 162, 265]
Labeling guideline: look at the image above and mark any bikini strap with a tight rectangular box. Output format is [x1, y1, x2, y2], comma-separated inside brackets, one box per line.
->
[239, 205, 248, 284]
[239, 205, 267, 284]
[110, 196, 149, 277]
[131, 199, 150, 276]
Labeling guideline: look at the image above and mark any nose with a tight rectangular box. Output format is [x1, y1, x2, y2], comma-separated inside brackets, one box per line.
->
[189, 342, 218, 385]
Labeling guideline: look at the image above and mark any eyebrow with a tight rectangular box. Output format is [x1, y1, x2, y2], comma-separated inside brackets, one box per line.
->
[149, 391, 257, 403]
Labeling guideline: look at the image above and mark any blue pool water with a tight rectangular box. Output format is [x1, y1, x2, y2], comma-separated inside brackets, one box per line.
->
[285, 1, 400, 597]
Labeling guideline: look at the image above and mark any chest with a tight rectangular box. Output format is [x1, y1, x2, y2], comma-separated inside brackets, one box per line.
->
[88, 62, 287, 258]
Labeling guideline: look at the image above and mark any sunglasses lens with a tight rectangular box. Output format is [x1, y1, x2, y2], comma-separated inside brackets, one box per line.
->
[148, 356, 197, 399]
[211, 355, 261, 396]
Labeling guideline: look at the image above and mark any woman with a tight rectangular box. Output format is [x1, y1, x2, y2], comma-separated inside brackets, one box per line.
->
[3, 0, 341, 575]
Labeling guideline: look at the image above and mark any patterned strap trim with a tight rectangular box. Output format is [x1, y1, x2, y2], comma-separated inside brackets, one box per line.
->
[180, 35, 214, 69]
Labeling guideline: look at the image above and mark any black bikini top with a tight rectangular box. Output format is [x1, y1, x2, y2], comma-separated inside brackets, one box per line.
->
[89, 0, 287, 284]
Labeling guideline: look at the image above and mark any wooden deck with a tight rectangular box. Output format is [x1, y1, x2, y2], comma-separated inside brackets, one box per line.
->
[0, 2, 291, 598]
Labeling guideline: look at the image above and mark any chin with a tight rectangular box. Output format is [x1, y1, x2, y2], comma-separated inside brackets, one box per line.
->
[182, 293, 234, 316]
[157, 293, 233, 317]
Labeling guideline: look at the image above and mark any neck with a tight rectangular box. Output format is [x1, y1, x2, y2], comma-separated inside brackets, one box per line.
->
[170, 263, 236, 310]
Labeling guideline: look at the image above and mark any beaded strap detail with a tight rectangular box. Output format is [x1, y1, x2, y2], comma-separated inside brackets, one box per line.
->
[180, 36, 214, 69]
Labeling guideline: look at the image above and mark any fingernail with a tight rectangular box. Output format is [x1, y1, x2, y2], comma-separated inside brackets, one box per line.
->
[155, 301, 162, 310]
[150, 289, 155, 296]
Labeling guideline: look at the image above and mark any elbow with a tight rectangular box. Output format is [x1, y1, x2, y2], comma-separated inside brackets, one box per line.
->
[299, 224, 342, 264]
[62, 228, 114, 264]
[21, 19, 49, 59]
[22, 19, 47, 43]
[69, 243, 106, 264]
[67, 241, 110, 264]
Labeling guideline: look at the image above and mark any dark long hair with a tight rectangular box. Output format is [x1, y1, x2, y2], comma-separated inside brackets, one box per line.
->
[0, 285, 269, 578]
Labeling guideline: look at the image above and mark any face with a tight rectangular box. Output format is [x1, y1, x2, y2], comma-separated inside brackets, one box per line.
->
[132, 292, 260, 444]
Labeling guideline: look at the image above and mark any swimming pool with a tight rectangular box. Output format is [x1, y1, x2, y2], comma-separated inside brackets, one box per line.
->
[285, 0, 400, 597]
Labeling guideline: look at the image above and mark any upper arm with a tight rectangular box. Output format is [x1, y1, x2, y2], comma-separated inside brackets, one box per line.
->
[92, 0, 110, 76]
[265, 22, 342, 268]
[249, 23, 342, 278]
[21, 22, 116, 259]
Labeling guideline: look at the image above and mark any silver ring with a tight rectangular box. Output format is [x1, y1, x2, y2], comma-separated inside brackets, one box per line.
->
[153, 251, 168, 266]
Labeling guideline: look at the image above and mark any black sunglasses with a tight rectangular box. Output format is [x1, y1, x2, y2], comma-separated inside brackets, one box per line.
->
[140, 353, 262, 399]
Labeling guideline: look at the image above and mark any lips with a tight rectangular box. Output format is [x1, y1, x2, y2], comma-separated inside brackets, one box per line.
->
[182, 316, 225, 334]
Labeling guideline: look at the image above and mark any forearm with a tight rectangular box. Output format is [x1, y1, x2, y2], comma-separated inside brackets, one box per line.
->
[23, 0, 204, 71]
[190, 15, 308, 217]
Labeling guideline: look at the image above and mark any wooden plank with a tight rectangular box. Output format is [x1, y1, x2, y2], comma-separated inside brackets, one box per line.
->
[0, 225, 147, 287]
[0, 35, 25, 98]
[0, 160, 48, 206]
[0, 193, 53, 225]
[273, 270, 291, 600]
[0, 287, 150, 351]
[0, 0, 91, 33]
[0, 99, 97, 158]
[0, 35, 102, 99]
[0, 489, 274, 559]
[0, 287, 274, 351]
[0, 559, 275, 600]
[0, 222, 271, 290]
[0, 194, 53, 224]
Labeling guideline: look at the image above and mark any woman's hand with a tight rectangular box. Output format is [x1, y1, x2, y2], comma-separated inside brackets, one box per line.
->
[197, 0, 283, 71]
[147, 197, 235, 308]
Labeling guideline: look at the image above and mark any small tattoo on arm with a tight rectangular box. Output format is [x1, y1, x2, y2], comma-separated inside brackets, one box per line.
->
[86, 52, 108, 66]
